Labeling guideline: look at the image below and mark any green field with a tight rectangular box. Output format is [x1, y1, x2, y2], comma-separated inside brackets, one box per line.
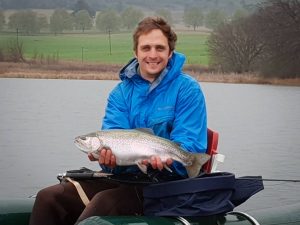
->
[0, 32, 209, 65]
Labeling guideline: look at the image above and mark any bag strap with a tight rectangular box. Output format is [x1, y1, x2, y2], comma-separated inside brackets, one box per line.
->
[65, 177, 90, 206]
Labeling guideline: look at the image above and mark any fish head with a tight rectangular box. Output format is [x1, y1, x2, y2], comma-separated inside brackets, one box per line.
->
[74, 132, 103, 153]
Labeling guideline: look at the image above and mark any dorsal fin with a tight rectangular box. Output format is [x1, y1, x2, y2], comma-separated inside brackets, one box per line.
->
[135, 128, 154, 135]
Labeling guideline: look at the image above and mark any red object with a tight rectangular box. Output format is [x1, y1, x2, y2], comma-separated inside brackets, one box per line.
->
[202, 128, 219, 173]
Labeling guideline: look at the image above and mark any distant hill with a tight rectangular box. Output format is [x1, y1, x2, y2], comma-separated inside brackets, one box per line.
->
[0, 0, 263, 15]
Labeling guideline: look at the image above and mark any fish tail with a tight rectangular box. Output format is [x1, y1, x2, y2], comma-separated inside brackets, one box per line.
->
[186, 153, 210, 178]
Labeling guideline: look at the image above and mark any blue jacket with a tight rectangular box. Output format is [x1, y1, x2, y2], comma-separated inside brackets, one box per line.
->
[101, 52, 207, 177]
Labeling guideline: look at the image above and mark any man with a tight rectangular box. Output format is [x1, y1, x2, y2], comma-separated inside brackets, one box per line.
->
[29, 16, 207, 225]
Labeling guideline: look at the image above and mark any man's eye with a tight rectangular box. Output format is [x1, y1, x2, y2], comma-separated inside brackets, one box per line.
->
[156, 46, 166, 51]
[141, 46, 150, 51]
[140, 45, 150, 51]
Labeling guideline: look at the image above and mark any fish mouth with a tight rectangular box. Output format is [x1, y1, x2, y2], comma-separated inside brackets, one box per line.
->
[74, 139, 89, 153]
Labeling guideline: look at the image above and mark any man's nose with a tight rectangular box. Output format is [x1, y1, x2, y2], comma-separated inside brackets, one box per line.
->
[148, 48, 158, 58]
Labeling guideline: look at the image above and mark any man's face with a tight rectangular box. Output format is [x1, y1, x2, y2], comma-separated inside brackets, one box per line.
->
[135, 29, 173, 82]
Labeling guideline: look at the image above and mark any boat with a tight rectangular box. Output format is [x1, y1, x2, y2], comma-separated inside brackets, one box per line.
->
[1, 197, 300, 225]
[1, 129, 298, 224]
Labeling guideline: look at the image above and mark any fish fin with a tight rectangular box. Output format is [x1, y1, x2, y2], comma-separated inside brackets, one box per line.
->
[186, 153, 210, 178]
[174, 142, 181, 147]
[136, 162, 148, 174]
[91, 152, 100, 159]
[164, 165, 173, 173]
[135, 128, 154, 135]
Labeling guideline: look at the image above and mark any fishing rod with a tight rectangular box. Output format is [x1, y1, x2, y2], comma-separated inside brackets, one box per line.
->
[237, 177, 300, 183]
[57, 168, 300, 183]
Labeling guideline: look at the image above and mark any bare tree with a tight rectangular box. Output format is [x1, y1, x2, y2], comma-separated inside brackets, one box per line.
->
[256, 0, 300, 78]
[208, 0, 300, 78]
[208, 15, 265, 73]
[7, 40, 26, 62]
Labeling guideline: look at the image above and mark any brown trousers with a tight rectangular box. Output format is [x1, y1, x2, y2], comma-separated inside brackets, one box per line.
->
[29, 179, 144, 225]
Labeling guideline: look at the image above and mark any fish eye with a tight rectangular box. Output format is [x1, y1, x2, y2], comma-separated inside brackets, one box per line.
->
[80, 136, 86, 141]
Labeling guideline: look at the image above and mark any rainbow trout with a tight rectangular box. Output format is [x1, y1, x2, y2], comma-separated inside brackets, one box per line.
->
[74, 129, 210, 178]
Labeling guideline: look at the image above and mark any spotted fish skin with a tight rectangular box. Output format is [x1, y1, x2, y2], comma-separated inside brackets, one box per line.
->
[74, 129, 210, 178]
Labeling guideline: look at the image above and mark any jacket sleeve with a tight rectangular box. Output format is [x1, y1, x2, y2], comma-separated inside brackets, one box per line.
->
[171, 77, 207, 154]
[101, 84, 130, 130]
[100, 84, 139, 174]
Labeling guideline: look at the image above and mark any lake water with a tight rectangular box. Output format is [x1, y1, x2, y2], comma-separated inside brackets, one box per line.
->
[0, 78, 299, 212]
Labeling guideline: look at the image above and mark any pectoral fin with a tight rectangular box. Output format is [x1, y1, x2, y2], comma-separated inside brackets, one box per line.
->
[136, 162, 148, 174]
[164, 164, 173, 173]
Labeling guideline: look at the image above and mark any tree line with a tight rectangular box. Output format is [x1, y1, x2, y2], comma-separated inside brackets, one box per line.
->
[0, 0, 261, 15]
[208, 0, 300, 78]
[0, 6, 249, 34]
[0, 8, 141, 34]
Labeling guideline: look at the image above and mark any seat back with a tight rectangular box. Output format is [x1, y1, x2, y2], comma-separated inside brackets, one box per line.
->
[202, 128, 219, 173]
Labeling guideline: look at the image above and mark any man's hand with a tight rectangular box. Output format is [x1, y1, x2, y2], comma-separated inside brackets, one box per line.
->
[88, 148, 116, 169]
[142, 156, 173, 171]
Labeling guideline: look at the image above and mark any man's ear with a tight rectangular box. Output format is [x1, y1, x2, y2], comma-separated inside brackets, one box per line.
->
[134, 50, 138, 58]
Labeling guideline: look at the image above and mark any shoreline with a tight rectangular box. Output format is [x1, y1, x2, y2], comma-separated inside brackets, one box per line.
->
[1, 62, 299, 86]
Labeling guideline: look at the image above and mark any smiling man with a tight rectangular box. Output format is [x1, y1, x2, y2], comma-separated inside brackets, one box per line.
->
[30, 17, 207, 225]
[135, 28, 172, 82]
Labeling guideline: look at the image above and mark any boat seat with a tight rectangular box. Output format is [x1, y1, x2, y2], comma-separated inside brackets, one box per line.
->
[202, 128, 225, 173]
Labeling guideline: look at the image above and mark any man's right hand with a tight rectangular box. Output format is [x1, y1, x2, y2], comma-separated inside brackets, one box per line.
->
[88, 148, 116, 169]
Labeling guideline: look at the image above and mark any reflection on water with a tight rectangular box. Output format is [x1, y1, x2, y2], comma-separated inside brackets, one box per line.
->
[0, 78, 299, 211]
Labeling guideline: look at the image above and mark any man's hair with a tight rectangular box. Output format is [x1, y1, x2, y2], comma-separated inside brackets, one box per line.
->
[133, 16, 177, 52]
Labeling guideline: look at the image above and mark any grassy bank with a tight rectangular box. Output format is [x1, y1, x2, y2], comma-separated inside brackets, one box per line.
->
[0, 32, 209, 65]
[1, 62, 299, 86]
[3, 32, 297, 86]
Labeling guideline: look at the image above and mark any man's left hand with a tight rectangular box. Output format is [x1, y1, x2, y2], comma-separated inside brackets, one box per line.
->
[141, 156, 173, 171]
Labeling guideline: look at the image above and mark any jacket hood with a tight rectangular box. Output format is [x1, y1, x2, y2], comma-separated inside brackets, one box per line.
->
[119, 51, 186, 84]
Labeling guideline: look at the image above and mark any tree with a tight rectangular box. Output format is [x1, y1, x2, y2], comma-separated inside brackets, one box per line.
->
[0, 11, 5, 31]
[36, 15, 48, 33]
[96, 9, 120, 32]
[50, 9, 73, 34]
[255, 0, 300, 78]
[205, 9, 227, 30]
[6, 40, 26, 62]
[0, 11, 5, 27]
[155, 9, 173, 26]
[121, 7, 144, 30]
[208, 15, 265, 73]
[208, 0, 300, 78]
[232, 8, 250, 21]
[183, 7, 204, 31]
[8, 10, 47, 34]
[74, 10, 92, 32]
[73, 0, 95, 18]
